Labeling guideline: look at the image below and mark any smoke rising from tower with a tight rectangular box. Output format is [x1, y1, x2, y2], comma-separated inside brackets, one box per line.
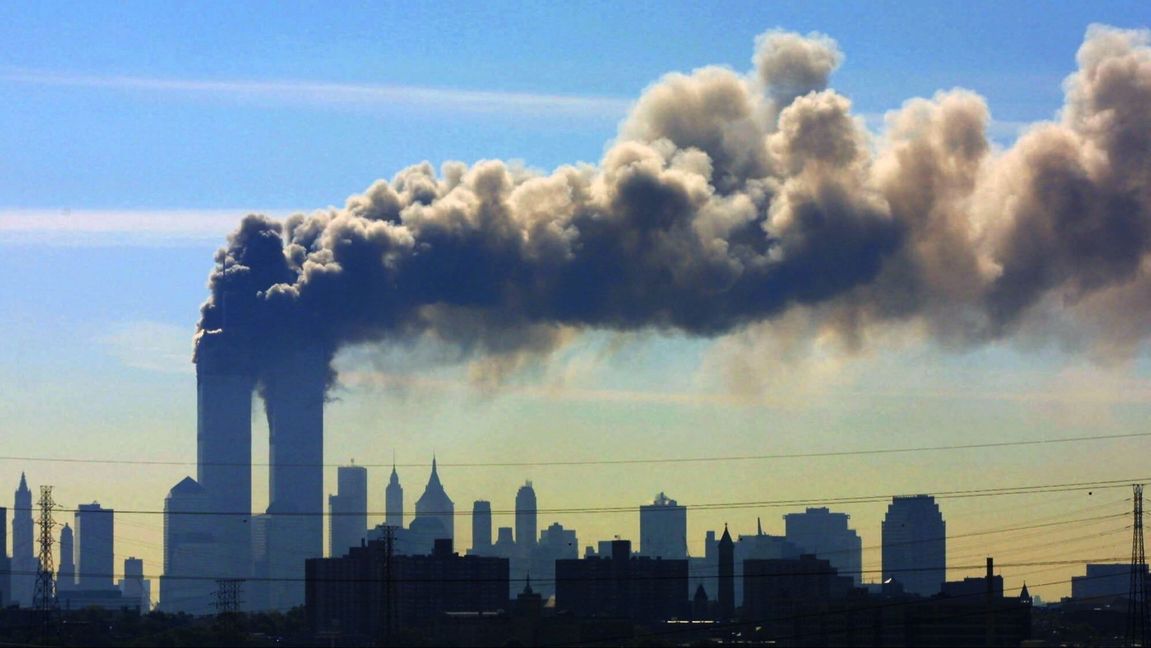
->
[195, 25, 1151, 387]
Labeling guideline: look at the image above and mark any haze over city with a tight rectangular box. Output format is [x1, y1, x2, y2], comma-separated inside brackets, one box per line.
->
[2, 2, 1151, 645]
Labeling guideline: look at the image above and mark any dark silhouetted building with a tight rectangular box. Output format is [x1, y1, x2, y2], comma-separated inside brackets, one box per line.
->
[118, 556, 151, 611]
[386, 461, 404, 529]
[306, 537, 508, 643]
[471, 500, 492, 555]
[329, 464, 368, 558]
[12, 473, 36, 606]
[515, 481, 537, 552]
[1072, 563, 1146, 603]
[640, 492, 687, 559]
[883, 495, 946, 597]
[734, 518, 802, 605]
[493, 527, 516, 557]
[413, 457, 454, 548]
[76, 502, 115, 591]
[58, 523, 75, 591]
[532, 522, 578, 598]
[718, 526, 734, 619]
[742, 554, 855, 626]
[0, 505, 8, 607]
[785, 507, 863, 585]
[555, 539, 688, 621]
[160, 476, 215, 614]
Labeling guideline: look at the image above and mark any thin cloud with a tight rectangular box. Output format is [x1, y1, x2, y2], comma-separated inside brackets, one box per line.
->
[0, 209, 284, 246]
[0, 68, 633, 119]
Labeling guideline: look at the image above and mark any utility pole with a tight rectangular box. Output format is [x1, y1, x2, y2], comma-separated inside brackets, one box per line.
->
[1129, 484, 1148, 647]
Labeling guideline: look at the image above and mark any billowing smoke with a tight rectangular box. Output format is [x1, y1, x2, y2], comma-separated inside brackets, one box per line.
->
[195, 25, 1151, 388]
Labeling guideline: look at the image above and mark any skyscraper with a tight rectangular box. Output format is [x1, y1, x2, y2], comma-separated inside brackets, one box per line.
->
[0, 505, 9, 607]
[264, 347, 328, 608]
[640, 492, 687, 559]
[119, 557, 151, 611]
[76, 502, 115, 591]
[386, 461, 404, 529]
[515, 481, 537, 551]
[414, 457, 454, 545]
[882, 494, 946, 597]
[160, 476, 216, 615]
[58, 523, 76, 591]
[328, 464, 368, 558]
[12, 473, 36, 606]
[717, 525, 734, 620]
[194, 336, 254, 586]
[784, 507, 862, 585]
[472, 500, 492, 555]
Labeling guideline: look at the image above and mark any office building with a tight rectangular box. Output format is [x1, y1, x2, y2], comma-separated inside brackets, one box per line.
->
[76, 503, 115, 591]
[0, 505, 8, 607]
[306, 537, 508, 642]
[263, 347, 328, 609]
[386, 461, 404, 529]
[515, 481, 537, 552]
[640, 492, 687, 559]
[532, 522, 578, 598]
[194, 337, 254, 587]
[58, 523, 76, 591]
[784, 507, 863, 584]
[742, 554, 855, 623]
[329, 464, 368, 558]
[717, 526, 734, 619]
[118, 557, 152, 612]
[160, 477, 217, 615]
[1072, 563, 1146, 602]
[12, 473, 36, 606]
[413, 457, 454, 547]
[471, 500, 492, 555]
[555, 539, 688, 621]
[882, 494, 946, 597]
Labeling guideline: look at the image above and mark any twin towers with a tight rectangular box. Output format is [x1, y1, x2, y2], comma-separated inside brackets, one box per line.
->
[171, 342, 328, 611]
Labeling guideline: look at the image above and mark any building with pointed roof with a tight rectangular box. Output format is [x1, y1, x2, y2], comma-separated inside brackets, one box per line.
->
[718, 525, 734, 619]
[414, 457, 454, 547]
[386, 458, 404, 529]
[11, 472, 37, 606]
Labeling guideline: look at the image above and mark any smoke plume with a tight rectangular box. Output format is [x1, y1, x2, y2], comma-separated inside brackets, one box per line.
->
[195, 25, 1151, 387]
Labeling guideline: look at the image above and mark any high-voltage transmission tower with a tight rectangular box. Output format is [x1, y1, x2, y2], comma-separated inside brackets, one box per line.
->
[33, 485, 58, 641]
[213, 578, 243, 616]
[1129, 483, 1149, 646]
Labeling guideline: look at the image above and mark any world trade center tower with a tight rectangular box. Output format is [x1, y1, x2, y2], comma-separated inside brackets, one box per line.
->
[195, 334, 255, 589]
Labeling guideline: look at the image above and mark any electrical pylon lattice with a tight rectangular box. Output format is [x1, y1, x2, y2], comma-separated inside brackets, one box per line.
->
[1128, 483, 1148, 646]
[33, 485, 56, 613]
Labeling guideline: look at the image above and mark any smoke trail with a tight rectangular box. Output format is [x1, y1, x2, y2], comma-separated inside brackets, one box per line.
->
[195, 25, 1151, 386]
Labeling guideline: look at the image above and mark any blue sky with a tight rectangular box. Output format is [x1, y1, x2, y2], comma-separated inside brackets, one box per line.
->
[2, 2, 1150, 600]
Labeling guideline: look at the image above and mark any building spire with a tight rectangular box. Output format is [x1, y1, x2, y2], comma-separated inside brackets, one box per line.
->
[757, 517, 763, 536]
[18, 472, 28, 491]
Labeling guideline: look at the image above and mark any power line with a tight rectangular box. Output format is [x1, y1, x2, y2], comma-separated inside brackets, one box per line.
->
[0, 556, 1127, 585]
[77, 475, 1147, 517]
[1, 430, 1149, 469]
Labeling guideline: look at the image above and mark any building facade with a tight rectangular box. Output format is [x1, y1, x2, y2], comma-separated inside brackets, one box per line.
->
[306, 537, 508, 643]
[329, 464, 368, 558]
[784, 507, 863, 585]
[882, 495, 946, 597]
[640, 492, 687, 560]
[76, 502, 115, 591]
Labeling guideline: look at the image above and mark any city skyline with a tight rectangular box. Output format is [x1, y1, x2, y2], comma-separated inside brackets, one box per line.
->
[2, 3, 1149, 612]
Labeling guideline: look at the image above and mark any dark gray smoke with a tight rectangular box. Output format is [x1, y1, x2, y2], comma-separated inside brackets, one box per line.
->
[195, 25, 1151, 386]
